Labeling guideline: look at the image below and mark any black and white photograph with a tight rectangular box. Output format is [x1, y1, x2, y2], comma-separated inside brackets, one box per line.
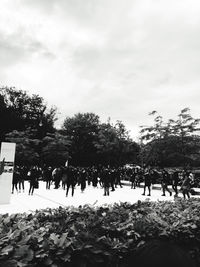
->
[0, 0, 200, 266]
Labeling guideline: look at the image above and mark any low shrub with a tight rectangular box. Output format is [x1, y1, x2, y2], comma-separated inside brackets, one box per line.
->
[0, 199, 200, 266]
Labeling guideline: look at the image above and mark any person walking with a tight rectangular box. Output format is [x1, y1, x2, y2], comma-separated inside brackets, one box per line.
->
[172, 170, 179, 197]
[92, 168, 98, 188]
[101, 167, 110, 196]
[161, 169, 172, 196]
[43, 166, 52, 190]
[80, 168, 87, 193]
[12, 166, 20, 194]
[61, 166, 68, 190]
[110, 168, 116, 192]
[54, 167, 62, 189]
[180, 171, 192, 200]
[18, 166, 26, 193]
[142, 168, 152, 196]
[28, 166, 39, 195]
[130, 169, 136, 189]
[66, 166, 76, 197]
[114, 167, 123, 188]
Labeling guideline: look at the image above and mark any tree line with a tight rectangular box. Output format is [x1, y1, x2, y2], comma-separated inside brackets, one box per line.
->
[0, 87, 139, 167]
[140, 109, 200, 168]
[1, 87, 200, 168]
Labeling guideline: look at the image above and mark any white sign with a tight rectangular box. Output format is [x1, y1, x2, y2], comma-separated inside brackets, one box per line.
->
[0, 142, 16, 204]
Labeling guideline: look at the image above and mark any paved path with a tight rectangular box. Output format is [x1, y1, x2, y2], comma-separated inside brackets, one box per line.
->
[0, 181, 198, 215]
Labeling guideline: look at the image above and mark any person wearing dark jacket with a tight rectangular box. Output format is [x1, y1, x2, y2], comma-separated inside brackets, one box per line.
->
[101, 167, 110, 196]
[28, 166, 39, 195]
[66, 166, 76, 197]
[161, 169, 172, 196]
[115, 168, 123, 188]
[129, 169, 136, 189]
[54, 167, 62, 189]
[12, 167, 20, 194]
[142, 168, 152, 196]
[110, 169, 116, 192]
[18, 166, 26, 193]
[180, 171, 192, 200]
[80, 168, 87, 192]
[172, 170, 179, 197]
[43, 166, 52, 190]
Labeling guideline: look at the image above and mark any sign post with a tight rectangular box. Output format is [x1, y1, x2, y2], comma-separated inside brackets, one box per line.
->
[0, 142, 16, 204]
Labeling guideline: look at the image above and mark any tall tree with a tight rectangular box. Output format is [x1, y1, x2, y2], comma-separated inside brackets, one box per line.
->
[140, 108, 200, 168]
[0, 87, 57, 141]
[62, 113, 100, 166]
[5, 129, 40, 166]
[42, 132, 71, 166]
[172, 108, 200, 167]
[94, 121, 140, 166]
[140, 111, 166, 167]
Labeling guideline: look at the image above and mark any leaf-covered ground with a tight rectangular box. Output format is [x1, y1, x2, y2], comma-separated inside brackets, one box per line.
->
[0, 199, 200, 267]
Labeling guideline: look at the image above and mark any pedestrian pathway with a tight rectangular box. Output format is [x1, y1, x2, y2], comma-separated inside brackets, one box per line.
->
[0, 181, 198, 215]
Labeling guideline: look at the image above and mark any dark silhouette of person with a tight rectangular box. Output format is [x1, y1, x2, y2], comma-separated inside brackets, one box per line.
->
[12, 166, 20, 194]
[66, 166, 76, 197]
[142, 168, 152, 196]
[129, 169, 136, 189]
[80, 168, 87, 193]
[172, 170, 179, 196]
[101, 167, 110, 196]
[181, 171, 192, 200]
[28, 166, 39, 195]
[161, 169, 172, 196]
[43, 166, 52, 190]
[54, 167, 62, 189]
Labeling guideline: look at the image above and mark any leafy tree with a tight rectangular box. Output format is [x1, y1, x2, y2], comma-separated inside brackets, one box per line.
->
[140, 108, 200, 167]
[42, 132, 71, 166]
[62, 113, 100, 166]
[171, 108, 200, 167]
[0, 87, 57, 141]
[5, 129, 40, 166]
[140, 111, 167, 167]
[5, 129, 71, 167]
[94, 121, 140, 166]
[94, 122, 118, 165]
[62, 114, 139, 166]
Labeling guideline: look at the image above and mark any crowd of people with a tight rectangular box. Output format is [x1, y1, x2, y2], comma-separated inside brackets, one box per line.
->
[11, 164, 197, 200]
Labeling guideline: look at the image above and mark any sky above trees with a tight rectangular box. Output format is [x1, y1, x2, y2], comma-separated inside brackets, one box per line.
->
[0, 0, 200, 139]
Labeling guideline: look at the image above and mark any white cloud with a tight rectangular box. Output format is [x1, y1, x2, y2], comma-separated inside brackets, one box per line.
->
[0, 0, 200, 139]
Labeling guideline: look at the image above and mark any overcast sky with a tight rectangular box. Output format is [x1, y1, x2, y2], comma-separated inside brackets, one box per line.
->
[0, 0, 200, 140]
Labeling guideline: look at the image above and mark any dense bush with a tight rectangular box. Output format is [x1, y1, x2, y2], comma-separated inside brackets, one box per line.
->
[0, 199, 200, 266]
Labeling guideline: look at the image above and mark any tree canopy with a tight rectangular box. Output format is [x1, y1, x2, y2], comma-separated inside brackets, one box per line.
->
[2, 87, 200, 168]
[140, 108, 200, 168]
[0, 87, 57, 142]
[62, 113, 139, 166]
[1, 88, 139, 166]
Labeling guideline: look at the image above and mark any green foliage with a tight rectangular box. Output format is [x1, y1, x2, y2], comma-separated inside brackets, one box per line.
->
[0, 87, 57, 141]
[1, 87, 139, 167]
[62, 114, 139, 166]
[5, 130, 71, 166]
[140, 108, 200, 167]
[62, 113, 100, 166]
[95, 122, 140, 166]
[0, 199, 200, 266]
[42, 132, 71, 166]
[5, 129, 40, 165]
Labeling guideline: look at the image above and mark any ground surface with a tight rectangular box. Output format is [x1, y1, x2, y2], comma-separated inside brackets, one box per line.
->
[1, 181, 193, 215]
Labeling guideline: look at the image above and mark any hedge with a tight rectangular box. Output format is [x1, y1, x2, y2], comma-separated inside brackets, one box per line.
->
[0, 199, 200, 266]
